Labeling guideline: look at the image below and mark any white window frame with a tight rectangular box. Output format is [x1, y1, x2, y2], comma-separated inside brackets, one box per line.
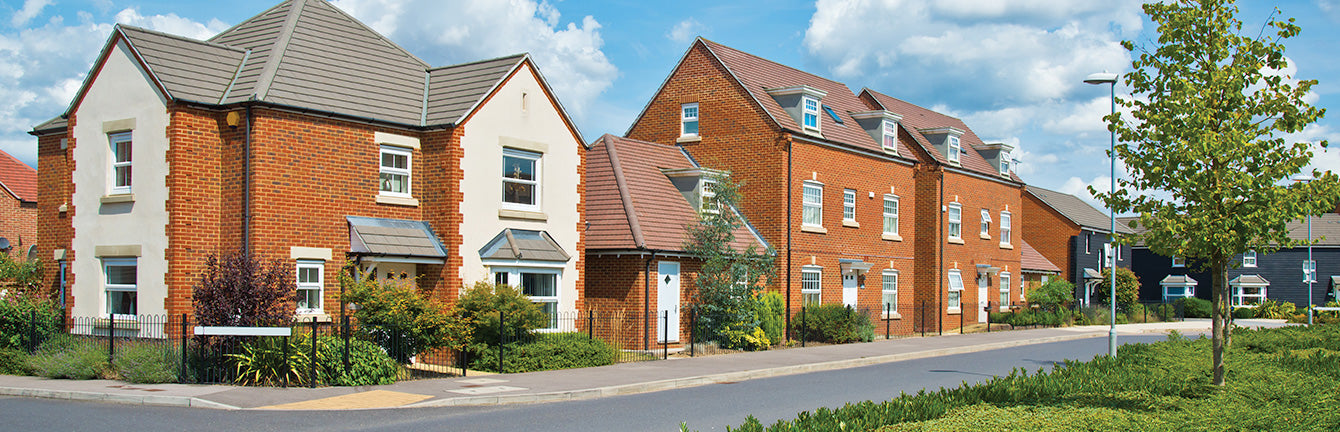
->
[1085, 233, 1091, 254]
[109, 132, 133, 195]
[1000, 211, 1012, 246]
[882, 269, 899, 315]
[699, 177, 718, 214]
[947, 270, 964, 311]
[1305, 260, 1317, 282]
[296, 260, 324, 315]
[882, 120, 898, 152]
[801, 267, 822, 306]
[492, 267, 562, 331]
[1162, 284, 1194, 302]
[1172, 256, 1185, 268]
[842, 189, 856, 222]
[1243, 250, 1257, 268]
[947, 203, 962, 241]
[681, 103, 700, 137]
[999, 272, 1012, 309]
[501, 148, 542, 211]
[1232, 284, 1267, 307]
[1000, 152, 1011, 175]
[947, 135, 961, 164]
[379, 145, 413, 197]
[980, 209, 992, 237]
[802, 181, 824, 228]
[802, 96, 820, 131]
[103, 258, 137, 319]
[883, 194, 899, 236]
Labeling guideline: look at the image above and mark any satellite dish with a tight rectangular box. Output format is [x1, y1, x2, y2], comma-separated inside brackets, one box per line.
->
[0, 237, 10, 251]
[26, 245, 38, 262]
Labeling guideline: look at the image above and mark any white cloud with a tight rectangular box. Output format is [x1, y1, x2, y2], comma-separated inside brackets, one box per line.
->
[11, 0, 52, 27]
[113, 9, 229, 40]
[667, 18, 703, 43]
[330, 0, 617, 121]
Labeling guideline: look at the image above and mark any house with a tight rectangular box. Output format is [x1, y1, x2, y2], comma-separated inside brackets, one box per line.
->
[624, 38, 1022, 333]
[1124, 215, 1340, 308]
[1021, 185, 1133, 305]
[1019, 239, 1062, 298]
[860, 90, 1025, 328]
[584, 134, 769, 348]
[0, 150, 38, 259]
[29, 0, 585, 332]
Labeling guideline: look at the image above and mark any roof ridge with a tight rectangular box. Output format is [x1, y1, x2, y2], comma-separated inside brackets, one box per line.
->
[207, 0, 291, 44]
[250, 0, 308, 101]
[117, 24, 244, 52]
[602, 135, 646, 249]
[312, 0, 430, 68]
[700, 38, 848, 90]
[426, 53, 527, 72]
[864, 88, 967, 124]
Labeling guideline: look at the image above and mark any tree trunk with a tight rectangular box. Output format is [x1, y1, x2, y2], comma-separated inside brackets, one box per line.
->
[1211, 257, 1229, 386]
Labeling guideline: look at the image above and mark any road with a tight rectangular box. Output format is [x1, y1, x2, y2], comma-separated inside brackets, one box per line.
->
[0, 334, 1168, 432]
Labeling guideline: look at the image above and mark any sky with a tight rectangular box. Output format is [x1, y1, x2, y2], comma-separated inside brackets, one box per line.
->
[3, 0, 1339, 209]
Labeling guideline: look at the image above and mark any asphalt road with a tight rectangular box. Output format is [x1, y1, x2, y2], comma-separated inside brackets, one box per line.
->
[0, 334, 1170, 432]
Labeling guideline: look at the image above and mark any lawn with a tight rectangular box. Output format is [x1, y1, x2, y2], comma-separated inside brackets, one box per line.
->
[709, 325, 1340, 431]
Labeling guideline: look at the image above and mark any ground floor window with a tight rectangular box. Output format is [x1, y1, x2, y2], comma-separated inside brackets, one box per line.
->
[882, 270, 898, 314]
[494, 268, 560, 330]
[104, 258, 137, 319]
[1232, 286, 1267, 307]
[999, 272, 1011, 308]
[947, 270, 963, 310]
[801, 267, 821, 306]
[296, 260, 324, 314]
[1162, 285, 1194, 302]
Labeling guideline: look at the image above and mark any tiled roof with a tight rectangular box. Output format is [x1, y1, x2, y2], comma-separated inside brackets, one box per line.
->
[586, 134, 767, 253]
[479, 229, 571, 262]
[1123, 213, 1340, 247]
[861, 89, 1021, 182]
[347, 216, 448, 259]
[39, 0, 532, 130]
[697, 39, 919, 161]
[1020, 240, 1061, 273]
[1026, 185, 1134, 235]
[0, 150, 36, 203]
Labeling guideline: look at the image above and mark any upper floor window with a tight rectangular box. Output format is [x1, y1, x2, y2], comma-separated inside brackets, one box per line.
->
[1000, 153, 1011, 175]
[947, 136, 961, 164]
[1243, 250, 1257, 267]
[1000, 211, 1012, 245]
[1172, 256, 1185, 268]
[802, 181, 823, 227]
[379, 146, 412, 197]
[700, 177, 718, 214]
[109, 132, 133, 194]
[883, 194, 899, 236]
[842, 189, 856, 222]
[947, 203, 962, 241]
[882, 120, 897, 151]
[296, 260, 324, 314]
[980, 209, 992, 237]
[802, 96, 820, 130]
[502, 148, 541, 210]
[681, 103, 699, 137]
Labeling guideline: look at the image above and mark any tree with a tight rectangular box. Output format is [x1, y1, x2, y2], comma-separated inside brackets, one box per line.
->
[1096, 267, 1140, 311]
[192, 251, 295, 327]
[683, 173, 776, 347]
[1097, 0, 1340, 385]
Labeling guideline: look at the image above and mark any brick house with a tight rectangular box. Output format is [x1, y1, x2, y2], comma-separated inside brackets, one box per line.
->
[625, 38, 1022, 333]
[1020, 240, 1062, 297]
[1021, 185, 1133, 306]
[584, 134, 769, 348]
[29, 0, 586, 330]
[0, 150, 38, 258]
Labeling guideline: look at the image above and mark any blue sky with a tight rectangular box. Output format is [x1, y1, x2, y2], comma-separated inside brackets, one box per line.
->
[3, 0, 1338, 207]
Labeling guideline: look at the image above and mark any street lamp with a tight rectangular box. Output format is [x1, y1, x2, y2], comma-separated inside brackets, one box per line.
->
[1293, 174, 1315, 325]
[1085, 71, 1119, 357]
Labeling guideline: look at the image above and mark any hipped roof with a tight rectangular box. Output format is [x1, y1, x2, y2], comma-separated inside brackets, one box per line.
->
[586, 134, 768, 253]
[1020, 240, 1062, 273]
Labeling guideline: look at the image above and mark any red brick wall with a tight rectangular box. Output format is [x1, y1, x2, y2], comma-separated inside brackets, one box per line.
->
[936, 171, 1023, 328]
[0, 189, 36, 258]
[37, 125, 73, 316]
[1021, 191, 1080, 282]
[584, 254, 701, 348]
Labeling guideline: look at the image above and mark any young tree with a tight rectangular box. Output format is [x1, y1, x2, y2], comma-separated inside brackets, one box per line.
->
[192, 251, 295, 327]
[683, 173, 776, 347]
[1096, 267, 1140, 311]
[1098, 0, 1340, 385]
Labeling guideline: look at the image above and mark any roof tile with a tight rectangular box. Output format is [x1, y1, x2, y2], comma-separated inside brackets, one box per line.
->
[0, 150, 36, 203]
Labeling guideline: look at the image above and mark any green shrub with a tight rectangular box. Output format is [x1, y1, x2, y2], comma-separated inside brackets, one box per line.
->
[1252, 299, 1297, 319]
[720, 326, 770, 351]
[455, 280, 545, 347]
[754, 292, 786, 345]
[990, 308, 1069, 327]
[468, 332, 616, 373]
[1027, 280, 1074, 309]
[1231, 307, 1255, 319]
[1174, 297, 1212, 318]
[29, 335, 109, 380]
[226, 333, 323, 386]
[0, 293, 61, 352]
[318, 336, 399, 386]
[115, 342, 178, 384]
[343, 267, 470, 363]
[0, 348, 33, 375]
[794, 305, 873, 344]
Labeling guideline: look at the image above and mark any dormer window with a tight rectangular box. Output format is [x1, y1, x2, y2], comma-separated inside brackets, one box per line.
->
[765, 85, 828, 136]
[948, 136, 961, 164]
[852, 110, 903, 155]
[999, 152, 1011, 175]
[803, 97, 820, 130]
[882, 121, 897, 150]
[700, 177, 718, 214]
[663, 167, 728, 216]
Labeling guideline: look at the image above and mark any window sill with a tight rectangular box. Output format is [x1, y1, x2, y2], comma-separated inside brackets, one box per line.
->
[499, 209, 548, 221]
[294, 313, 332, 323]
[676, 135, 701, 143]
[999, 243, 1014, 250]
[999, 306, 1012, 312]
[947, 308, 961, 315]
[882, 233, 903, 242]
[842, 220, 859, 228]
[100, 193, 135, 204]
[376, 195, 419, 207]
[882, 147, 899, 156]
[947, 237, 964, 245]
[801, 225, 827, 234]
[882, 312, 902, 320]
[980, 233, 991, 240]
[94, 318, 140, 330]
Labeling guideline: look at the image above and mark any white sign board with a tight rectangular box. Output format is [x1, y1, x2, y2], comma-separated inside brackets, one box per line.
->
[193, 326, 292, 337]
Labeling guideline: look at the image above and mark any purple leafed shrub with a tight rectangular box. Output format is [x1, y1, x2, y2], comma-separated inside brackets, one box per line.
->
[192, 251, 295, 327]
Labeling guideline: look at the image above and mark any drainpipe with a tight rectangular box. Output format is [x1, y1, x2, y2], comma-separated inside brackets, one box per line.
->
[785, 135, 793, 341]
[58, 259, 67, 312]
[938, 169, 944, 335]
[644, 250, 657, 351]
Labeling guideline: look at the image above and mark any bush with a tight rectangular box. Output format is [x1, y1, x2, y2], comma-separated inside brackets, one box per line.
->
[754, 292, 786, 345]
[1174, 297, 1212, 318]
[192, 251, 295, 327]
[115, 342, 178, 384]
[29, 335, 109, 380]
[0, 348, 33, 375]
[1231, 307, 1255, 319]
[343, 266, 470, 362]
[1252, 299, 1297, 319]
[990, 308, 1069, 327]
[318, 336, 400, 386]
[226, 333, 322, 386]
[0, 292, 61, 352]
[1095, 267, 1141, 310]
[455, 280, 545, 347]
[794, 305, 873, 344]
[468, 332, 616, 373]
[720, 326, 770, 351]
[1027, 280, 1074, 309]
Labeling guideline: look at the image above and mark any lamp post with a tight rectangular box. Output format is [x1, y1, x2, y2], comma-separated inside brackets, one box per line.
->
[1085, 71, 1119, 357]
[1293, 174, 1315, 325]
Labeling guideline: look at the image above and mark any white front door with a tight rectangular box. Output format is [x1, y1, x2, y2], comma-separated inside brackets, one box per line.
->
[842, 273, 858, 307]
[657, 261, 681, 343]
[977, 275, 989, 323]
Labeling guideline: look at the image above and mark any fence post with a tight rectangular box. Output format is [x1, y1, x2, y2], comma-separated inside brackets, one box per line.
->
[309, 317, 318, 388]
[689, 306, 696, 357]
[959, 307, 964, 334]
[800, 306, 807, 347]
[497, 310, 504, 373]
[107, 312, 115, 366]
[342, 314, 350, 376]
[179, 313, 187, 384]
[884, 303, 890, 339]
[587, 309, 594, 340]
[661, 310, 668, 360]
[986, 301, 991, 333]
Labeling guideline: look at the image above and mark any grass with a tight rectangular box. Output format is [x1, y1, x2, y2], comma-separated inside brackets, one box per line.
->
[706, 325, 1340, 432]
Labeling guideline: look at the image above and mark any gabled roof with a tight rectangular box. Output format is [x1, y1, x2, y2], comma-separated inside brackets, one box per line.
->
[347, 216, 448, 259]
[861, 89, 1020, 182]
[1020, 240, 1061, 273]
[479, 229, 571, 262]
[1122, 213, 1340, 247]
[586, 134, 768, 253]
[38, 0, 550, 132]
[0, 150, 36, 203]
[1026, 185, 1134, 235]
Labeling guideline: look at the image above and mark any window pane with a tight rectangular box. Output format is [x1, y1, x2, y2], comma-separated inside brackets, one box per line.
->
[297, 288, 320, 310]
[504, 181, 535, 205]
[521, 273, 556, 297]
[110, 291, 136, 315]
[843, 190, 855, 220]
[683, 120, 698, 136]
[494, 272, 508, 286]
[107, 265, 136, 285]
[115, 141, 132, 163]
[298, 267, 319, 283]
[115, 166, 132, 188]
[948, 291, 960, 309]
[503, 155, 535, 181]
[381, 172, 408, 193]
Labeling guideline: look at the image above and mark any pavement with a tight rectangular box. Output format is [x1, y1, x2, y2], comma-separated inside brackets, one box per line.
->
[0, 319, 1285, 411]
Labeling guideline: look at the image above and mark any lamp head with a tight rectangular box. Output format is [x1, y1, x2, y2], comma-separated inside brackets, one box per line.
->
[1084, 72, 1118, 85]
[1292, 174, 1315, 183]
